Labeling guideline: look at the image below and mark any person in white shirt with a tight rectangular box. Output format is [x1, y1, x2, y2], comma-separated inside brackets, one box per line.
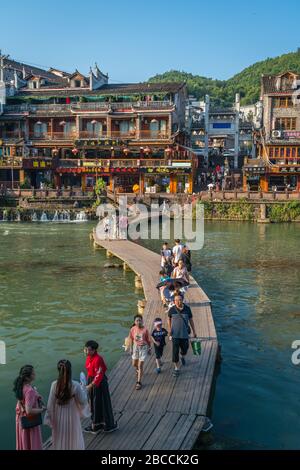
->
[172, 239, 184, 265]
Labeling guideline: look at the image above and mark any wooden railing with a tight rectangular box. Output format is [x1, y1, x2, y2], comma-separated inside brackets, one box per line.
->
[3, 101, 174, 114]
[0, 131, 25, 139]
[29, 132, 76, 140]
[56, 158, 192, 169]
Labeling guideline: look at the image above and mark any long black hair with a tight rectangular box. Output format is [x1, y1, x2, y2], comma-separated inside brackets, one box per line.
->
[13, 365, 34, 401]
[55, 359, 73, 406]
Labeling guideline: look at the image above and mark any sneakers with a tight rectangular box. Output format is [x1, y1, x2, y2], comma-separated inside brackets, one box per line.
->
[172, 369, 180, 377]
[181, 356, 186, 366]
[103, 423, 119, 433]
[156, 367, 161, 374]
[84, 424, 103, 434]
[135, 381, 142, 390]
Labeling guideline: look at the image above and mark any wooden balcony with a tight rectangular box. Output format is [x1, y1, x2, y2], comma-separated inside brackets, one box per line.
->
[0, 131, 25, 140]
[4, 101, 174, 115]
[56, 157, 192, 169]
[77, 130, 170, 140]
[0, 157, 23, 168]
[29, 132, 76, 141]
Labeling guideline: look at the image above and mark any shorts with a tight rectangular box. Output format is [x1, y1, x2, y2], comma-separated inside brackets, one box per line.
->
[172, 338, 189, 363]
[154, 344, 165, 359]
[132, 344, 149, 362]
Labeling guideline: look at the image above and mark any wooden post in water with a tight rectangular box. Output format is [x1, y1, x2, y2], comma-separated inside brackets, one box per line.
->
[106, 250, 114, 258]
[135, 275, 143, 289]
[123, 262, 131, 272]
[137, 299, 146, 315]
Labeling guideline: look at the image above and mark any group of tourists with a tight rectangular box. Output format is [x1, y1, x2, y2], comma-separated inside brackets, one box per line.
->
[14, 341, 117, 450]
[126, 239, 197, 391]
[13, 238, 197, 450]
[103, 213, 128, 240]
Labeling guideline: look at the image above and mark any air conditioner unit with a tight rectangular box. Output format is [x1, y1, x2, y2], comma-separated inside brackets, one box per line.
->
[272, 130, 282, 138]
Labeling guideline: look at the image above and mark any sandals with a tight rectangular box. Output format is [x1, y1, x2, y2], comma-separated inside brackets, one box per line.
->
[135, 381, 142, 390]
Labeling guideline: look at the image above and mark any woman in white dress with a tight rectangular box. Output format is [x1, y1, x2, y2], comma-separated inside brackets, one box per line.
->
[44, 359, 90, 450]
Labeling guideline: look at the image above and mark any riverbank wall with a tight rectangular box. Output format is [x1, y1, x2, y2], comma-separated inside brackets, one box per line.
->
[196, 200, 300, 222]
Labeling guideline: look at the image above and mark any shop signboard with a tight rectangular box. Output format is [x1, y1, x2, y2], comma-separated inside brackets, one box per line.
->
[171, 162, 192, 168]
[23, 159, 53, 170]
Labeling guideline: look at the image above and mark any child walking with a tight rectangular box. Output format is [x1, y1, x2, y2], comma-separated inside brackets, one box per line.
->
[151, 318, 168, 373]
[129, 315, 151, 390]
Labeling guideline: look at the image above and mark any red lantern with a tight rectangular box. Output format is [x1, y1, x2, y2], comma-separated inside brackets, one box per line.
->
[72, 148, 79, 155]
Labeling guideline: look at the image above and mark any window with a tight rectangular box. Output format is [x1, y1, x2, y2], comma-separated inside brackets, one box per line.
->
[119, 121, 135, 135]
[33, 122, 47, 137]
[274, 97, 293, 108]
[74, 80, 81, 88]
[275, 117, 296, 130]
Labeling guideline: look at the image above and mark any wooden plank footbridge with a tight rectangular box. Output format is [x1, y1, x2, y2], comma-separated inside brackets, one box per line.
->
[82, 228, 219, 451]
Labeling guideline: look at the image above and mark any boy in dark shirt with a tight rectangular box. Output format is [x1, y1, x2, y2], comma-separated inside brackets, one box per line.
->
[151, 318, 168, 373]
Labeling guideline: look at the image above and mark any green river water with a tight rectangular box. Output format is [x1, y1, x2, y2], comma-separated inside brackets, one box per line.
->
[0, 221, 299, 449]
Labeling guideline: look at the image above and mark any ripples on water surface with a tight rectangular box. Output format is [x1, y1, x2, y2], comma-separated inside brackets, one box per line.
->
[0, 223, 140, 449]
[0, 221, 299, 449]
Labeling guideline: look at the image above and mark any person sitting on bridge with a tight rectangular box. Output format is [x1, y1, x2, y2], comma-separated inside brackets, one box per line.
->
[168, 294, 197, 377]
[128, 315, 151, 391]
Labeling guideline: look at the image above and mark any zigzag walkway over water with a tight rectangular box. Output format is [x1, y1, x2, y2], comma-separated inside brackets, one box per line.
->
[83, 230, 219, 451]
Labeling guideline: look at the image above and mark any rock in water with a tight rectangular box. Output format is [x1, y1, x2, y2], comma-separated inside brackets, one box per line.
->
[104, 262, 122, 268]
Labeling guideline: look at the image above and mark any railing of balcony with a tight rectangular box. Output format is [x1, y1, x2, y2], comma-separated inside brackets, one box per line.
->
[77, 130, 170, 140]
[0, 157, 23, 167]
[56, 157, 192, 168]
[29, 132, 76, 140]
[0, 131, 25, 139]
[4, 101, 174, 114]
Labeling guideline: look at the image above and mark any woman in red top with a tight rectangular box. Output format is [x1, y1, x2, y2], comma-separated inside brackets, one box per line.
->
[84, 340, 117, 434]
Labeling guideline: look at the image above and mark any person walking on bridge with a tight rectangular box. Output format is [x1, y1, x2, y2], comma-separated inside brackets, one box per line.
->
[128, 315, 151, 390]
[168, 294, 197, 377]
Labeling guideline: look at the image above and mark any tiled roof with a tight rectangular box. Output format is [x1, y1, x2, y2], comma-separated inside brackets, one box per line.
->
[15, 82, 185, 97]
[3, 57, 64, 83]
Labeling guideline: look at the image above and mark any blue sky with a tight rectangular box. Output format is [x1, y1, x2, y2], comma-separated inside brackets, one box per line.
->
[1, 0, 299, 83]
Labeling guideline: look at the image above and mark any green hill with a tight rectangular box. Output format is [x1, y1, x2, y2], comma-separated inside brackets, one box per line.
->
[148, 51, 300, 107]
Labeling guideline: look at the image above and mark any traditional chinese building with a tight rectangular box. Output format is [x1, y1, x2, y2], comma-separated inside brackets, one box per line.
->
[189, 94, 254, 169]
[0, 53, 193, 194]
[246, 71, 300, 191]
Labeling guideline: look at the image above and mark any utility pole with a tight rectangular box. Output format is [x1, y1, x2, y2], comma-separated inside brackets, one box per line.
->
[204, 94, 210, 167]
[234, 93, 240, 169]
[0, 51, 9, 115]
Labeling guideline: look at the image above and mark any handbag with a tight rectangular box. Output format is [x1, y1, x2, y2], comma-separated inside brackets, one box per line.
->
[20, 401, 42, 430]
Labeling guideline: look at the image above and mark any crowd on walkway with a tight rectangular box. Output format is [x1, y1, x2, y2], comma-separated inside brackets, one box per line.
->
[126, 238, 197, 390]
[13, 238, 197, 450]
